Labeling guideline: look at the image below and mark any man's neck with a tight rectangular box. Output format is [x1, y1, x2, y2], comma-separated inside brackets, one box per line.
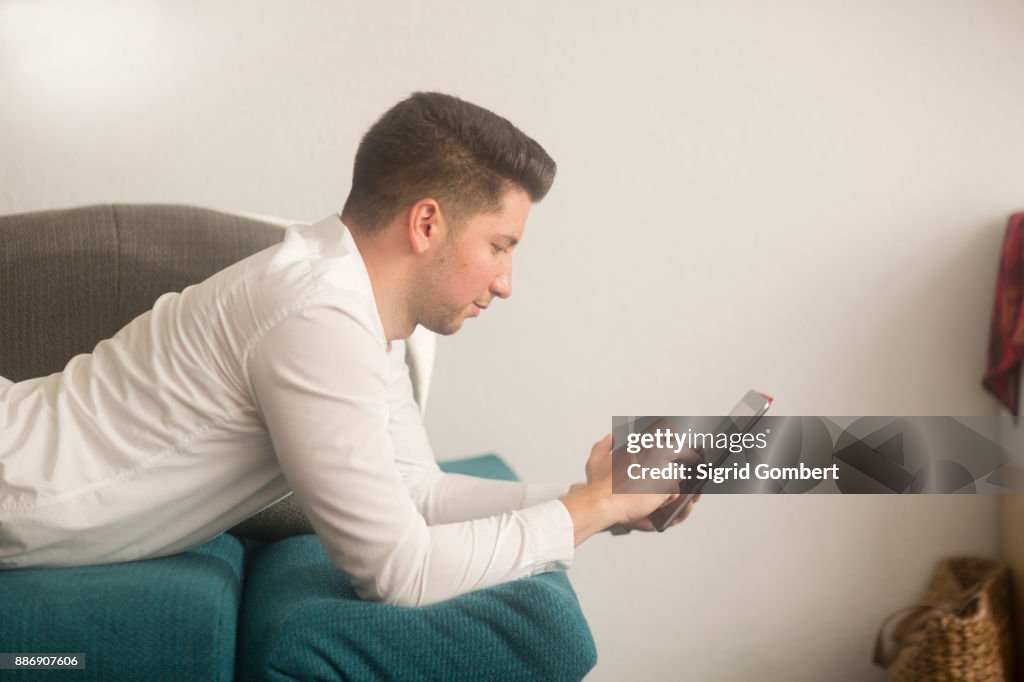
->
[343, 216, 413, 344]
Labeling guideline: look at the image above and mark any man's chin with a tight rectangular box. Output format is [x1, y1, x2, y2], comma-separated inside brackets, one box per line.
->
[420, 317, 465, 336]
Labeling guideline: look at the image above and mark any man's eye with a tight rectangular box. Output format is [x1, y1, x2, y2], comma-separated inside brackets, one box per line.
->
[492, 244, 507, 254]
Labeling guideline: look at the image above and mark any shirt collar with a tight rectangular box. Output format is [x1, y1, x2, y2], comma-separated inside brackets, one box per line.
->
[305, 212, 390, 352]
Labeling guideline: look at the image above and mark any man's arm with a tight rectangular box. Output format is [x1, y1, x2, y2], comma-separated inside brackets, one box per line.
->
[383, 340, 690, 534]
[246, 301, 575, 606]
[383, 339, 570, 522]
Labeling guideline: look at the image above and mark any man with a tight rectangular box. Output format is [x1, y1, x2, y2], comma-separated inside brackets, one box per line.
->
[0, 92, 691, 606]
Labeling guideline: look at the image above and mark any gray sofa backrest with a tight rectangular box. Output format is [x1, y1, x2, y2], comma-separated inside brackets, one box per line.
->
[0, 204, 288, 382]
[0, 203, 435, 409]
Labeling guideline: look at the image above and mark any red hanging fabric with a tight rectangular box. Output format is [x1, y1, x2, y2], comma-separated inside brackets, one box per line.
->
[983, 212, 1024, 415]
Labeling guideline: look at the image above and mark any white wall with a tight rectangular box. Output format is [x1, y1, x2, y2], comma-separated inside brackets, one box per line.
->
[3, 1, 1020, 679]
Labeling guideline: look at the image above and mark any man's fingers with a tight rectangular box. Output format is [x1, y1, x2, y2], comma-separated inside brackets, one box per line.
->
[590, 433, 614, 459]
[666, 497, 700, 529]
[627, 518, 656, 532]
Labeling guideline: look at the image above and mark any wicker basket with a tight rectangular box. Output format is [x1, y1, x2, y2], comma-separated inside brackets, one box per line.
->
[874, 556, 1013, 681]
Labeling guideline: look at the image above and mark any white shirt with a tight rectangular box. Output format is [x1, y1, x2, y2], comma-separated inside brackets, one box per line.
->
[0, 213, 575, 606]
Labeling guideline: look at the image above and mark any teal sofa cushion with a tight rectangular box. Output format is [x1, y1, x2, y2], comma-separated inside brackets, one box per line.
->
[0, 532, 244, 681]
[431, 452, 518, 479]
[236, 454, 597, 682]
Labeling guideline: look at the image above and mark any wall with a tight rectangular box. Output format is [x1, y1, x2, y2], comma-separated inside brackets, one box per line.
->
[3, 1, 1022, 679]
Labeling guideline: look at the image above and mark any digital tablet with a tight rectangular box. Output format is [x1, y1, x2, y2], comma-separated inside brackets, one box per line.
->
[645, 390, 773, 532]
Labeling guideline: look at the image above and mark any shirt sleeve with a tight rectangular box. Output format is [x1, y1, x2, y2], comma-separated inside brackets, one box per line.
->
[246, 300, 574, 606]
[383, 338, 572, 523]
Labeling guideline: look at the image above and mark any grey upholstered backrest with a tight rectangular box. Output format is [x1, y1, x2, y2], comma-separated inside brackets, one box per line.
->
[0, 203, 436, 412]
[0, 204, 288, 382]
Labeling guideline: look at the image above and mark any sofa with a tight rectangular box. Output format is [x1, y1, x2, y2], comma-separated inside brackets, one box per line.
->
[0, 204, 597, 681]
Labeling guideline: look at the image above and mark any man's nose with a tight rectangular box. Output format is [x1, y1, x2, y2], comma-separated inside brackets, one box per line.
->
[490, 266, 512, 299]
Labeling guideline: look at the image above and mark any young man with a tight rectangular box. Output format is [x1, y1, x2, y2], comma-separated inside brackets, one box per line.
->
[0, 92, 690, 606]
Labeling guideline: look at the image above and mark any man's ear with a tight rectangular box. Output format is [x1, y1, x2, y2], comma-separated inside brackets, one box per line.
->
[407, 198, 444, 255]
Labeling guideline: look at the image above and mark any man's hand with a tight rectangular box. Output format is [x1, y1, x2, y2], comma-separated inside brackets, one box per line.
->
[619, 493, 701, 532]
[560, 433, 689, 546]
[566, 434, 702, 534]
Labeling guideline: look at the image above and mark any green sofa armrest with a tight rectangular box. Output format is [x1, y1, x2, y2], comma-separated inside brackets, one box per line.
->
[236, 454, 597, 681]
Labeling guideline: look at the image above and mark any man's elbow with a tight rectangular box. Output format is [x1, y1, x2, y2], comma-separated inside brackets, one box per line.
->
[368, 586, 433, 608]
[336, 558, 435, 607]
[353, 578, 435, 608]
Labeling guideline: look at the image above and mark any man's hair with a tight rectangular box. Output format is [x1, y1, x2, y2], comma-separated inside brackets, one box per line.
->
[341, 92, 557, 234]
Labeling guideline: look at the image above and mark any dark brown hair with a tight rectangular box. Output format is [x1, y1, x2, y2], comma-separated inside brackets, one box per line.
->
[341, 92, 557, 234]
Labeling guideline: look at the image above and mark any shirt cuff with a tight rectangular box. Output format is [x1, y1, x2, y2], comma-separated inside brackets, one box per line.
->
[518, 498, 575, 576]
[520, 482, 572, 509]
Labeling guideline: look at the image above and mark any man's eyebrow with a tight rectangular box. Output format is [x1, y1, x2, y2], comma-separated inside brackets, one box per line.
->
[497, 234, 519, 246]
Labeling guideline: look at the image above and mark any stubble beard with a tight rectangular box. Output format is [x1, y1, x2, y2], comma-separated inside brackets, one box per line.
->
[409, 244, 466, 336]
[417, 299, 465, 336]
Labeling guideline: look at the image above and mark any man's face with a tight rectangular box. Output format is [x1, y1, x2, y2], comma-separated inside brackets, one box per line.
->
[412, 187, 531, 335]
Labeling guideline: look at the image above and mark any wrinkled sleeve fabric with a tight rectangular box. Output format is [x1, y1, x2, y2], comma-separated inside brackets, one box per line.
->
[246, 300, 574, 606]
[383, 339, 571, 524]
